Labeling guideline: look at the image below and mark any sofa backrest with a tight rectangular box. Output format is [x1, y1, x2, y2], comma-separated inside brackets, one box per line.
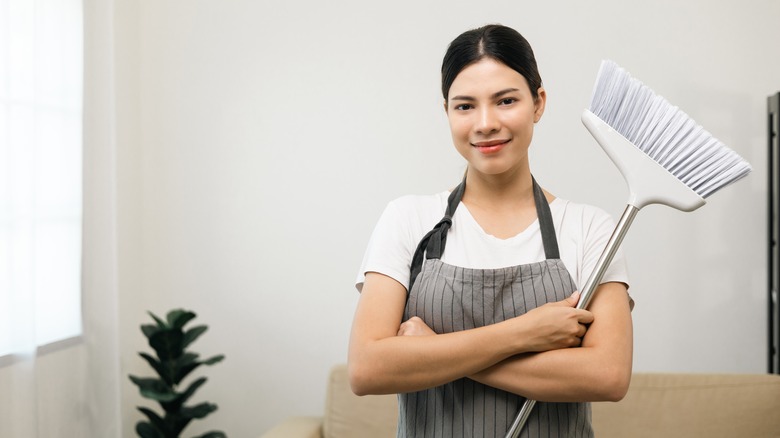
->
[592, 372, 780, 438]
[323, 365, 780, 438]
[323, 364, 397, 438]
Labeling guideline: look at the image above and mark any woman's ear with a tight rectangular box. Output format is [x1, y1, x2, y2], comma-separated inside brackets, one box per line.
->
[533, 87, 547, 123]
[443, 100, 449, 113]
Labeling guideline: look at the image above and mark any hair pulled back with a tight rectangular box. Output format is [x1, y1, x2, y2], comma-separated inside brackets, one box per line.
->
[441, 24, 543, 102]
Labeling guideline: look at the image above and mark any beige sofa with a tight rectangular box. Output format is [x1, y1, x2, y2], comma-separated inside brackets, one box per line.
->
[262, 364, 780, 438]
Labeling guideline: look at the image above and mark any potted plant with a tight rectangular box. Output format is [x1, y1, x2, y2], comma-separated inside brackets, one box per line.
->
[129, 309, 226, 438]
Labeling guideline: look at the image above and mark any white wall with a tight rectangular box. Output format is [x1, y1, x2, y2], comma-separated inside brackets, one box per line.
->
[112, 1, 779, 436]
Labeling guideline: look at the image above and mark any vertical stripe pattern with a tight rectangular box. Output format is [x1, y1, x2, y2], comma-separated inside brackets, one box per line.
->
[398, 258, 593, 438]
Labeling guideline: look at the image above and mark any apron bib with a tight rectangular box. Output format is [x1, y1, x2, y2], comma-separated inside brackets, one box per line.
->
[400, 178, 593, 438]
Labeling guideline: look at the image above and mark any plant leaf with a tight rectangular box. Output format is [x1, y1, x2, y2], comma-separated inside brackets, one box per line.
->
[161, 376, 207, 412]
[174, 354, 224, 384]
[129, 376, 177, 402]
[167, 309, 197, 329]
[136, 421, 164, 438]
[175, 361, 201, 385]
[170, 415, 193, 437]
[149, 329, 184, 360]
[194, 432, 227, 438]
[182, 325, 208, 350]
[178, 352, 200, 365]
[181, 402, 218, 420]
[137, 407, 167, 433]
[202, 355, 224, 366]
[148, 311, 167, 328]
[168, 352, 196, 385]
[138, 353, 173, 386]
[141, 324, 160, 339]
[178, 376, 207, 405]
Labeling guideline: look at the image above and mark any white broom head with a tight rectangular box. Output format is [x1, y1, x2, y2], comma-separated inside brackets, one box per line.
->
[588, 60, 752, 199]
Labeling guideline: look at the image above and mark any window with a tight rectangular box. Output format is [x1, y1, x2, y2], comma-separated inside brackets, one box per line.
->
[0, 0, 83, 356]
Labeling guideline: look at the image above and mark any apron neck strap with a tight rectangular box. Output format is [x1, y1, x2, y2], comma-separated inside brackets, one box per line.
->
[532, 177, 560, 260]
[408, 175, 559, 291]
[408, 178, 465, 290]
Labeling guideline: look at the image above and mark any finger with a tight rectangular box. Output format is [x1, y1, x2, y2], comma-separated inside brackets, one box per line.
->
[550, 291, 580, 307]
[566, 291, 581, 306]
[576, 309, 595, 324]
[576, 323, 588, 338]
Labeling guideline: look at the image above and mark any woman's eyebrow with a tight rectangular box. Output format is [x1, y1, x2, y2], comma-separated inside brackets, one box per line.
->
[491, 88, 520, 98]
[450, 88, 520, 101]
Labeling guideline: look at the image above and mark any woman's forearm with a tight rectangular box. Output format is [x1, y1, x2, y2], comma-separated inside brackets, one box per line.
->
[470, 282, 633, 402]
[350, 322, 520, 396]
[349, 273, 527, 396]
[470, 346, 631, 402]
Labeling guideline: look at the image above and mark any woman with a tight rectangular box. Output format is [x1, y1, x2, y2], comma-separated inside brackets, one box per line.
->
[348, 24, 633, 437]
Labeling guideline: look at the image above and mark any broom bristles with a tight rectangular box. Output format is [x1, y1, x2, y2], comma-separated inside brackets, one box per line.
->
[589, 60, 752, 198]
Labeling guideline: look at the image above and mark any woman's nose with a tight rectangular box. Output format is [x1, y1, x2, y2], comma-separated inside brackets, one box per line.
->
[475, 107, 500, 134]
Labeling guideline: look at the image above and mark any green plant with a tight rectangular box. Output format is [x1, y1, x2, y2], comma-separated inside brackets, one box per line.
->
[129, 309, 226, 438]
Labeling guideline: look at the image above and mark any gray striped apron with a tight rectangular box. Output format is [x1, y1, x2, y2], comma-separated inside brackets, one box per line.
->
[400, 177, 593, 438]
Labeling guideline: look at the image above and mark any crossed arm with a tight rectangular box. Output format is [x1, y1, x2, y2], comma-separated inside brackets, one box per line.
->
[347, 272, 632, 402]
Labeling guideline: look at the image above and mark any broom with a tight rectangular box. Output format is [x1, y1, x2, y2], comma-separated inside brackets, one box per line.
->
[505, 60, 752, 437]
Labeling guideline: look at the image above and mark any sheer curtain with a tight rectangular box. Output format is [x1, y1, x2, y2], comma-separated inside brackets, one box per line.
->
[0, 0, 122, 436]
[0, 0, 83, 356]
[82, 0, 122, 435]
[0, 0, 84, 435]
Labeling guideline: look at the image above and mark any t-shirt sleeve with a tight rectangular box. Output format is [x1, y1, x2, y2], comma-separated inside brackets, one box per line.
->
[582, 208, 630, 281]
[581, 206, 633, 307]
[355, 199, 416, 292]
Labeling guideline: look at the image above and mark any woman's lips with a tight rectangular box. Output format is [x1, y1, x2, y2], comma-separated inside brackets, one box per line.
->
[471, 139, 510, 154]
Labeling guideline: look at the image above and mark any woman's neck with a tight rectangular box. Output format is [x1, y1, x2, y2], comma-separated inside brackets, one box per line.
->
[461, 166, 535, 210]
[459, 166, 548, 239]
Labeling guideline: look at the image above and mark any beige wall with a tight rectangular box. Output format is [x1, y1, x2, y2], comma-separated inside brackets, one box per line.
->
[116, 1, 778, 436]
[4, 1, 773, 437]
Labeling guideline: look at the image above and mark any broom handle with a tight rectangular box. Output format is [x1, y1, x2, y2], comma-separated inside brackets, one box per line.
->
[505, 204, 639, 438]
[576, 204, 639, 311]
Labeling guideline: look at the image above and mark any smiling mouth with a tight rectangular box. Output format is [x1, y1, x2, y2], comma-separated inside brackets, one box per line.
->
[471, 139, 510, 153]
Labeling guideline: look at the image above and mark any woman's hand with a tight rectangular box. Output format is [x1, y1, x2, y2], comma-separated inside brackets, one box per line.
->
[512, 291, 594, 352]
[470, 283, 633, 402]
[396, 292, 590, 349]
[397, 316, 437, 337]
[352, 272, 531, 395]
[397, 292, 591, 352]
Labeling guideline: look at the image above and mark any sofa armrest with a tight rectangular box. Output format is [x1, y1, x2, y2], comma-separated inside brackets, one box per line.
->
[260, 416, 323, 438]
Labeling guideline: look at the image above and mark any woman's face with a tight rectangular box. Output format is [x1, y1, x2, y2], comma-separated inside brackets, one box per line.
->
[446, 58, 545, 178]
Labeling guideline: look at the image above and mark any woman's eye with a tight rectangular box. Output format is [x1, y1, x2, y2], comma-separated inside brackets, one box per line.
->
[454, 104, 473, 111]
[498, 98, 516, 105]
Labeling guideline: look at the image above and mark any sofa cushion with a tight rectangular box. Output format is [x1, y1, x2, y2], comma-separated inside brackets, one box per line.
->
[592, 372, 780, 438]
[260, 416, 322, 438]
[323, 364, 398, 438]
[318, 365, 780, 438]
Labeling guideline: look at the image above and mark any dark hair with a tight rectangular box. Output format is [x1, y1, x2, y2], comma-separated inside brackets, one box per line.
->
[441, 24, 543, 101]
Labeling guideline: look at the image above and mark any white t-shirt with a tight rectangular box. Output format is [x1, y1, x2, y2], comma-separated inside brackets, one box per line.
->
[356, 191, 630, 294]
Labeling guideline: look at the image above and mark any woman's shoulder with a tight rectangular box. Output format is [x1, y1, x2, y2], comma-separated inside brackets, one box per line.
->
[386, 191, 449, 218]
[551, 197, 618, 230]
[371, 190, 451, 240]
